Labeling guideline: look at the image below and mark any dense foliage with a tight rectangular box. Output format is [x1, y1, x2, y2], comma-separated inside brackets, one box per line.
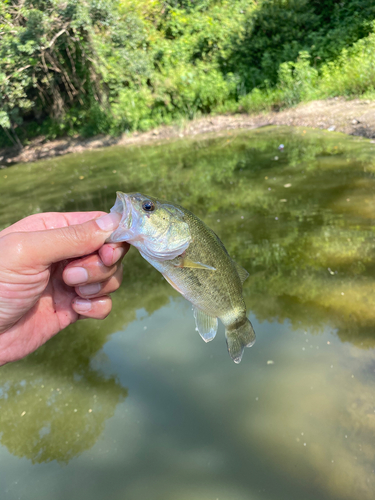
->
[1, 0, 375, 147]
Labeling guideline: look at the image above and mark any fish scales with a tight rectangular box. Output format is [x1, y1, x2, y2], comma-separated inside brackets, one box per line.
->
[108, 192, 256, 363]
[155, 208, 245, 323]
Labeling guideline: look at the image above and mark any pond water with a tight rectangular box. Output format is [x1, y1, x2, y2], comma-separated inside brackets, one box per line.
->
[1, 126, 375, 500]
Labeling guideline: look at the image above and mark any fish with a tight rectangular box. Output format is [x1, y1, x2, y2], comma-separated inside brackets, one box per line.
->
[107, 192, 255, 363]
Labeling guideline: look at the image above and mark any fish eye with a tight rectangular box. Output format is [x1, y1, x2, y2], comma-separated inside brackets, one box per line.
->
[142, 200, 155, 212]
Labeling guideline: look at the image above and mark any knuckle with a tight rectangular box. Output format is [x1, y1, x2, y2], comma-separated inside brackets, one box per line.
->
[60, 225, 83, 245]
[0, 232, 26, 260]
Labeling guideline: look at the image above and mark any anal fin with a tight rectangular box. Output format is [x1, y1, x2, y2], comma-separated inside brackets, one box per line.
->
[193, 306, 218, 343]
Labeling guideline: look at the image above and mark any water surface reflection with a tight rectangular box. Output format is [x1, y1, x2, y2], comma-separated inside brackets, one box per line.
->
[1, 127, 375, 499]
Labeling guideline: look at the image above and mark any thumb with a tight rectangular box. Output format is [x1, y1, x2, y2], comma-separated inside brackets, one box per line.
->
[3, 212, 121, 270]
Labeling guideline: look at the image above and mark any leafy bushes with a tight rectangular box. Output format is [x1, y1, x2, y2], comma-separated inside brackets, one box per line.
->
[227, 0, 375, 88]
[239, 29, 375, 113]
[1, 0, 375, 148]
[318, 32, 375, 98]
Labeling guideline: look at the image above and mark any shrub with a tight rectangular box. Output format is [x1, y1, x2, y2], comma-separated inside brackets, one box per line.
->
[1, 0, 375, 147]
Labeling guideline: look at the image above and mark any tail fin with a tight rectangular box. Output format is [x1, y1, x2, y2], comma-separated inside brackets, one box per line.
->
[225, 318, 256, 364]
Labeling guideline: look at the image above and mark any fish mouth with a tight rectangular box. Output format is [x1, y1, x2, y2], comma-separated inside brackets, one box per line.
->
[106, 192, 132, 243]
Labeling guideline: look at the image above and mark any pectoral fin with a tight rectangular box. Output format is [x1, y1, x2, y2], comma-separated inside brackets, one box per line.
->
[193, 307, 218, 343]
[174, 256, 216, 271]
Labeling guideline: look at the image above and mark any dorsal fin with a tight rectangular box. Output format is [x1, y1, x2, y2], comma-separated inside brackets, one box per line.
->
[233, 261, 249, 284]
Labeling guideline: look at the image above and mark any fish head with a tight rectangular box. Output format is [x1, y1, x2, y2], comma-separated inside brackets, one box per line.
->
[107, 192, 191, 261]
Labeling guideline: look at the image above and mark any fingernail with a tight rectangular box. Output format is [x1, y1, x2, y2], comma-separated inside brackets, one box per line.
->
[65, 267, 89, 285]
[96, 212, 121, 232]
[74, 298, 92, 312]
[78, 283, 101, 296]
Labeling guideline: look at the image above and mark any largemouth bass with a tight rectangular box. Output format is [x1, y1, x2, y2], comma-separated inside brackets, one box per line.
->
[107, 192, 255, 363]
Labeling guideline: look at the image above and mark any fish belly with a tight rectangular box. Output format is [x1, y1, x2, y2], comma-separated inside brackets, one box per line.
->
[148, 257, 241, 320]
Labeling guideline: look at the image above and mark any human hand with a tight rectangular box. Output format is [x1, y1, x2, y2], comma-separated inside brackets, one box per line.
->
[0, 211, 129, 365]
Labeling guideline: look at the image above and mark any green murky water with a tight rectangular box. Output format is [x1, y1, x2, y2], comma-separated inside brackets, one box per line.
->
[1, 126, 375, 500]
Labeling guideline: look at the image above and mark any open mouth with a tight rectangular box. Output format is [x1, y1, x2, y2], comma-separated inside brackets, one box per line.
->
[106, 192, 132, 243]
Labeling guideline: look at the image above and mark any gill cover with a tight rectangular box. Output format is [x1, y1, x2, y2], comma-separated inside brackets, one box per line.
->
[107, 192, 191, 261]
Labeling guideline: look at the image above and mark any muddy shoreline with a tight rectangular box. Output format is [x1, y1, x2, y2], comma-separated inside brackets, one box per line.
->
[1, 98, 375, 166]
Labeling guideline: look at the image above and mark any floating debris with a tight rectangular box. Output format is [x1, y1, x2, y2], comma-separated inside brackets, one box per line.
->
[267, 360, 274, 365]
[284, 183, 292, 188]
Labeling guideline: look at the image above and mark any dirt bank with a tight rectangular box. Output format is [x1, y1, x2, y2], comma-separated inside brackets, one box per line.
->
[1, 97, 375, 166]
